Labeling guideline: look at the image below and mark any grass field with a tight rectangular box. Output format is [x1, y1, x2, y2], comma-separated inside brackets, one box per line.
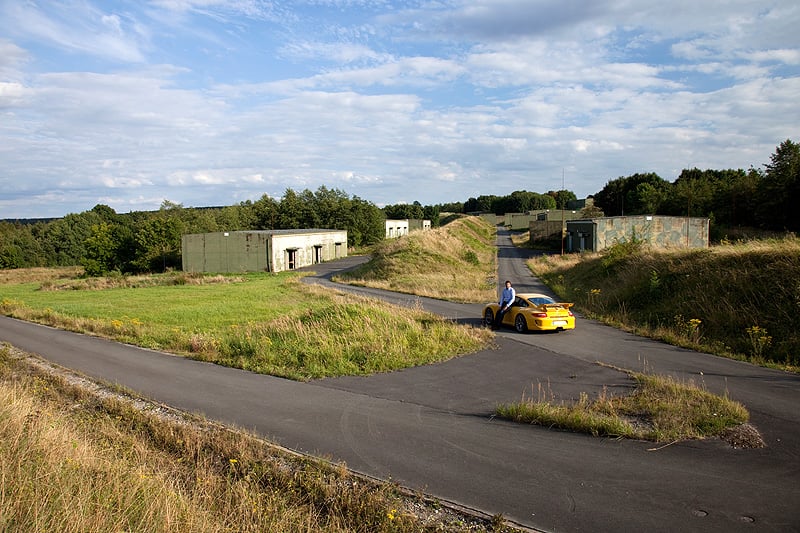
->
[0, 270, 492, 381]
[494, 367, 757, 445]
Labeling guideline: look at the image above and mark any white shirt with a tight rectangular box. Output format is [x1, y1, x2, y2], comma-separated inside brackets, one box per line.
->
[500, 286, 515, 308]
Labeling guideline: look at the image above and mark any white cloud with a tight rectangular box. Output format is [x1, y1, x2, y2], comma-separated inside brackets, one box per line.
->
[0, 81, 26, 103]
[279, 40, 389, 64]
[100, 176, 151, 188]
[743, 49, 800, 65]
[0, 0, 798, 217]
[0, 40, 29, 80]
[0, 1, 148, 63]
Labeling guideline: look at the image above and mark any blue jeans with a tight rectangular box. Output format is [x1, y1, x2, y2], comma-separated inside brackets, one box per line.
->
[495, 304, 511, 326]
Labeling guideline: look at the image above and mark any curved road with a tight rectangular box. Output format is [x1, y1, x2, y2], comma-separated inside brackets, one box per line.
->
[1, 229, 798, 532]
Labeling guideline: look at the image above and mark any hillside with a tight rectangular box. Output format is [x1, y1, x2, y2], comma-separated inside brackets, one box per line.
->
[336, 216, 497, 303]
[529, 237, 800, 368]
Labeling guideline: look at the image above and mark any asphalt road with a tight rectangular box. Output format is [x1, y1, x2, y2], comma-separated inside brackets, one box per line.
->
[1, 230, 799, 532]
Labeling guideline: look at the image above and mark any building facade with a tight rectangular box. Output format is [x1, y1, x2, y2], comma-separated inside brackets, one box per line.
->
[385, 219, 410, 238]
[565, 216, 709, 253]
[181, 229, 347, 273]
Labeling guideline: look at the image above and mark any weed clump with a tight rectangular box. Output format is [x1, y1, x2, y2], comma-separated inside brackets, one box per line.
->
[495, 369, 754, 445]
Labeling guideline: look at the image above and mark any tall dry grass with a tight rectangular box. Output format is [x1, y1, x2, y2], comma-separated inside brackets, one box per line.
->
[37, 270, 243, 291]
[0, 266, 82, 285]
[0, 347, 496, 532]
[530, 236, 800, 367]
[199, 283, 493, 380]
[336, 216, 497, 303]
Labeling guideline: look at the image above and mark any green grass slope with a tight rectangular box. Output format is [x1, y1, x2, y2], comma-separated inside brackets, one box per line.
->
[530, 237, 800, 368]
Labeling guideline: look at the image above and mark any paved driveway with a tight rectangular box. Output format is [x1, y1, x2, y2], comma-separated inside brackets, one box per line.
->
[1, 232, 799, 532]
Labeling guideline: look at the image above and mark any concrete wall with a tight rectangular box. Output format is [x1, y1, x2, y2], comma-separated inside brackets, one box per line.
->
[408, 219, 431, 231]
[270, 230, 348, 272]
[565, 216, 709, 253]
[528, 211, 585, 243]
[478, 213, 499, 225]
[529, 220, 566, 243]
[508, 213, 536, 230]
[182, 231, 268, 273]
[182, 229, 347, 273]
[522, 210, 583, 232]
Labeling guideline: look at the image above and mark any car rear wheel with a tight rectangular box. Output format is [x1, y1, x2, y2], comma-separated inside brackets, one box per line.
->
[515, 314, 528, 333]
[484, 308, 494, 327]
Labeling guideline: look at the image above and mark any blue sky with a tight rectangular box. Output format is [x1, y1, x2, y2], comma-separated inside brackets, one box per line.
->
[1, 0, 798, 219]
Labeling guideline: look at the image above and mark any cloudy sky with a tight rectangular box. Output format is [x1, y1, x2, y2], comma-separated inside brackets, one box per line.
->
[1, 0, 798, 219]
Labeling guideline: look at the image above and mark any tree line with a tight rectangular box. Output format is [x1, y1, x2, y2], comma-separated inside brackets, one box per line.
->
[591, 139, 800, 235]
[0, 187, 385, 275]
[438, 139, 798, 237]
[435, 189, 578, 215]
[1, 140, 796, 274]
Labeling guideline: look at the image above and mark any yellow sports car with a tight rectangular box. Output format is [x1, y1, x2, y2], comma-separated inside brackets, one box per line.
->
[483, 293, 576, 333]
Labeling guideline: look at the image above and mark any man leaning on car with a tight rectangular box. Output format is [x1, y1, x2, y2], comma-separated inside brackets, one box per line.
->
[494, 280, 515, 329]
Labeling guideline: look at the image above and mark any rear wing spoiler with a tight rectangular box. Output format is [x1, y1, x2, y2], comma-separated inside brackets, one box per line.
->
[538, 302, 574, 309]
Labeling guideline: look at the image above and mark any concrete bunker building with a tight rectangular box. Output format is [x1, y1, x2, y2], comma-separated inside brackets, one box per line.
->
[181, 229, 347, 273]
[385, 219, 409, 238]
[384, 219, 431, 238]
[564, 215, 709, 253]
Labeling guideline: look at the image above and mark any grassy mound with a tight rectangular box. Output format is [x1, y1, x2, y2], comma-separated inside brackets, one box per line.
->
[336, 216, 497, 303]
[530, 236, 800, 368]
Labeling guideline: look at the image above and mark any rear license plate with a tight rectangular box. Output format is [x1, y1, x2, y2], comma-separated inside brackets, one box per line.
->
[553, 320, 567, 326]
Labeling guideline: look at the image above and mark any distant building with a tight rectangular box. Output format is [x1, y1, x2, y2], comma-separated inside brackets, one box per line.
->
[517, 209, 583, 231]
[408, 219, 431, 231]
[529, 220, 567, 244]
[477, 213, 500, 226]
[503, 212, 532, 229]
[566, 197, 593, 211]
[385, 219, 409, 238]
[384, 219, 431, 238]
[181, 229, 347, 273]
[565, 216, 709, 253]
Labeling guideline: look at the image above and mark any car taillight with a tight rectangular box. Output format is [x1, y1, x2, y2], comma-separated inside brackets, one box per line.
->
[533, 312, 547, 318]
[568, 310, 574, 316]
